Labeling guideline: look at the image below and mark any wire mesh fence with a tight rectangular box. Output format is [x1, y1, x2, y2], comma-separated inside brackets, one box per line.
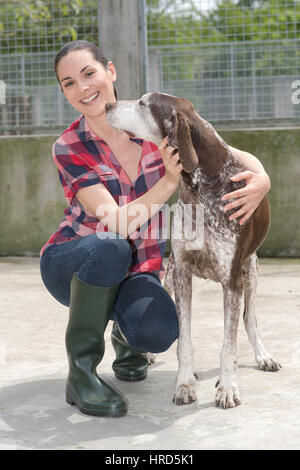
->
[0, 0, 299, 134]
[0, 0, 98, 134]
[147, 39, 300, 121]
[147, 0, 300, 123]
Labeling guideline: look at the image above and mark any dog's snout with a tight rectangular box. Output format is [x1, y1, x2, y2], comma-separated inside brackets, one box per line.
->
[105, 102, 115, 113]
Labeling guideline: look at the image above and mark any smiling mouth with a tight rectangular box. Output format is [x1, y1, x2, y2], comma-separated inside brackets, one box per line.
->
[81, 92, 99, 105]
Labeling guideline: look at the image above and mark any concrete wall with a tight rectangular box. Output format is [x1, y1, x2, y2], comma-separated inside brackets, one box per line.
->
[0, 136, 66, 256]
[0, 127, 299, 256]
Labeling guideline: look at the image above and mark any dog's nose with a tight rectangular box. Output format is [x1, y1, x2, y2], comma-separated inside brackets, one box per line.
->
[105, 102, 115, 112]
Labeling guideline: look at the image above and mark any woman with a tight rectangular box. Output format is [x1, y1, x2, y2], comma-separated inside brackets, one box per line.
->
[40, 40, 271, 417]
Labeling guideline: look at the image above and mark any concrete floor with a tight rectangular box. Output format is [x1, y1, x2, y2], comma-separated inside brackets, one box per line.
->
[0, 256, 300, 450]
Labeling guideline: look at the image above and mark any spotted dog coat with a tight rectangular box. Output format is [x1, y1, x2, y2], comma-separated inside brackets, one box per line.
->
[106, 92, 281, 408]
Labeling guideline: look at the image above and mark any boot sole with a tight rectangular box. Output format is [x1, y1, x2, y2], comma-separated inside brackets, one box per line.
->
[114, 372, 147, 382]
[66, 392, 127, 417]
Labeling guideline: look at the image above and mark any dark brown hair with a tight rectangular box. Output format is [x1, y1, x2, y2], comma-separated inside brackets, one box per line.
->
[54, 40, 117, 98]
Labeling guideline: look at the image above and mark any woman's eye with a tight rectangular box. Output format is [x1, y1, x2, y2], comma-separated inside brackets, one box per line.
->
[64, 81, 73, 88]
[86, 72, 95, 77]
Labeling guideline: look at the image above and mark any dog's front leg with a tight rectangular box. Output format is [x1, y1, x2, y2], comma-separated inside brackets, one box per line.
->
[215, 284, 242, 408]
[172, 261, 196, 405]
[243, 254, 281, 372]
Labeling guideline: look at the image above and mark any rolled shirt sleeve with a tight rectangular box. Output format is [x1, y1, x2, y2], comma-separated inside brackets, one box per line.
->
[53, 141, 102, 204]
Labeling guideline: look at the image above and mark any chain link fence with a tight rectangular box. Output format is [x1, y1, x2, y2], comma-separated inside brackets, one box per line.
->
[0, 0, 299, 134]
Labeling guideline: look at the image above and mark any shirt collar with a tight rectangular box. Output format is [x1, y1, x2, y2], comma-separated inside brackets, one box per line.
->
[78, 115, 104, 144]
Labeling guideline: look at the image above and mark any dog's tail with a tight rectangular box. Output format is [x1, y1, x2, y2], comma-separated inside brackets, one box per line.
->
[164, 251, 174, 296]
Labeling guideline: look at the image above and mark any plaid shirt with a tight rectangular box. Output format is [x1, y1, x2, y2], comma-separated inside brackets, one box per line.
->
[40, 114, 167, 279]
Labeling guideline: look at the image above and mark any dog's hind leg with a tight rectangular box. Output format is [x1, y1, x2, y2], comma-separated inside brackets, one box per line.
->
[172, 261, 196, 405]
[243, 254, 281, 372]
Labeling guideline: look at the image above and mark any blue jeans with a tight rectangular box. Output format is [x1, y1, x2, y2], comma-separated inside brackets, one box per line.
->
[40, 233, 178, 353]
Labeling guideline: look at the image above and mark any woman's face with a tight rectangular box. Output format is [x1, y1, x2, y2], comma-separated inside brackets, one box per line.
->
[57, 49, 117, 118]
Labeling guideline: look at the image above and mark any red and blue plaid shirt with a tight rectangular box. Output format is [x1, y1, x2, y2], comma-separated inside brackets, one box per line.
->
[40, 114, 167, 279]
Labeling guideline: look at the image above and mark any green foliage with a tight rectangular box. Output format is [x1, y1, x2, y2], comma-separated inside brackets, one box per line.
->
[0, 0, 97, 54]
[147, 0, 300, 45]
[0, 0, 299, 84]
[1, 0, 299, 54]
[146, 0, 300, 81]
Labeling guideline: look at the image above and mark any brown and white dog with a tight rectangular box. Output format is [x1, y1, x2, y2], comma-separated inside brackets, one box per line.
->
[105, 92, 281, 409]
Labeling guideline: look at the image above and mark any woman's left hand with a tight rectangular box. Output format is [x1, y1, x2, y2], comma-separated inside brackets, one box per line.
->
[221, 170, 271, 225]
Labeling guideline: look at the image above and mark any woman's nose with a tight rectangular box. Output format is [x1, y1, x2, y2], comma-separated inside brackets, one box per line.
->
[78, 82, 89, 93]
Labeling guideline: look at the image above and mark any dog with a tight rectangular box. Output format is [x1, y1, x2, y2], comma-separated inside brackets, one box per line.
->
[105, 92, 281, 408]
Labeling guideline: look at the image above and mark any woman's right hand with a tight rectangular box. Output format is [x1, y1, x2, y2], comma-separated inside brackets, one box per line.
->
[158, 137, 183, 188]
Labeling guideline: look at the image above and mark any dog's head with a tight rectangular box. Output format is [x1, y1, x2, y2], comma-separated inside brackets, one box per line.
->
[105, 92, 199, 173]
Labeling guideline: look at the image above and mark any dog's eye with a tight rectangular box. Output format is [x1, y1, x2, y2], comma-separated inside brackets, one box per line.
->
[139, 100, 146, 106]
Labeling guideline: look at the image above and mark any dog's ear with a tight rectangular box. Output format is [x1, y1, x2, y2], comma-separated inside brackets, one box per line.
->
[166, 109, 198, 173]
[165, 109, 177, 148]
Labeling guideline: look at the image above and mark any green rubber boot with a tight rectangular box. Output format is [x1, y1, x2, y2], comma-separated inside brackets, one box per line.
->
[111, 322, 149, 382]
[65, 274, 128, 417]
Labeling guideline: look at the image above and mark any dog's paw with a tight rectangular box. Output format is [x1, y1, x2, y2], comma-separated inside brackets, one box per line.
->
[173, 383, 197, 406]
[215, 383, 241, 409]
[146, 352, 156, 365]
[256, 355, 282, 372]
